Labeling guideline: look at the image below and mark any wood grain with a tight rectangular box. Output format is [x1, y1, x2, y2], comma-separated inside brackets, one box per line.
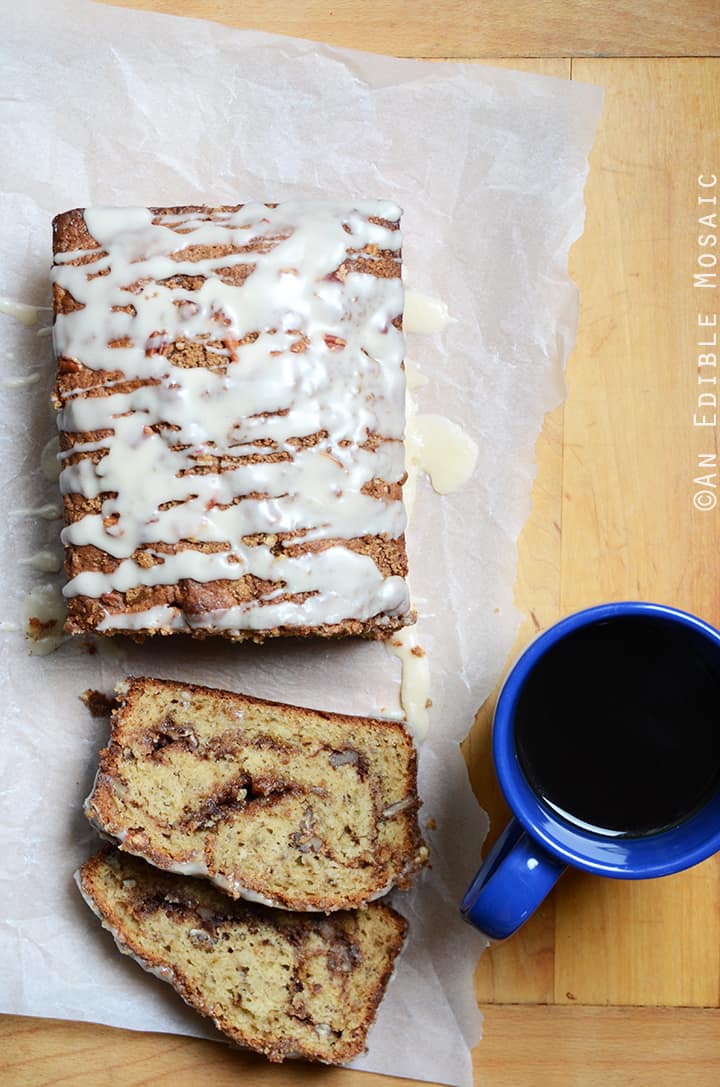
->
[106, 1, 720, 58]
[476, 1005, 720, 1087]
[0, 1014, 429, 1087]
[556, 57, 720, 1007]
[4, 1005, 720, 1087]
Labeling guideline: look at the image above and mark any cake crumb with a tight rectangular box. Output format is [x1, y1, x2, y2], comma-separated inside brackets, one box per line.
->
[81, 689, 117, 717]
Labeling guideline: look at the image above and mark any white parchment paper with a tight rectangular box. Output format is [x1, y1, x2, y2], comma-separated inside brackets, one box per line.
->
[0, 3, 603, 1084]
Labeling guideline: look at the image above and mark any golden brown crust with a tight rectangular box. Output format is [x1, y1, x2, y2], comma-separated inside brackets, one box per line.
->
[52, 204, 409, 640]
[65, 597, 412, 641]
[85, 676, 428, 911]
[77, 846, 407, 1064]
[53, 207, 102, 254]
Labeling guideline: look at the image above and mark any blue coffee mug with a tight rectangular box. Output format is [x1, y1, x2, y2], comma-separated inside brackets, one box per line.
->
[461, 601, 720, 940]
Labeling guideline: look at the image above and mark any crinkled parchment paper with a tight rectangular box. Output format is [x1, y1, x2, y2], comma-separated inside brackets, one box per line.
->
[0, 3, 603, 1084]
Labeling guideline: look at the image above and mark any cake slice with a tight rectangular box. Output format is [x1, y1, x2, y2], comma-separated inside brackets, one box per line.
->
[51, 201, 410, 640]
[85, 677, 428, 911]
[76, 847, 407, 1064]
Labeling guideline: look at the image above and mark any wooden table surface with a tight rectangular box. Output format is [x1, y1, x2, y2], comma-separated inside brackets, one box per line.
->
[4, 2, 720, 1084]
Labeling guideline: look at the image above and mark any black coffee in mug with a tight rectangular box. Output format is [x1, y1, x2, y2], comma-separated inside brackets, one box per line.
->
[514, 615, 720, 838]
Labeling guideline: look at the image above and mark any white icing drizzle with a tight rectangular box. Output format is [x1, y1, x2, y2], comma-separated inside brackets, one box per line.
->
[9, 502, 63, 520]
[52, 202, 411, 633]
[21, 584, 67, 656]
[0, 296, 50, 326]
[153, 854, 287, 910]
[394, 363, 477, 740]
[404, 413, 479, 518]
[19, 550, 63, 573]
[386, 625, 431, 743]
[41, 436, 61, 481]
[403, 291, 452, 334]
[2, 373, 41, 388]
[405, 359, 429, 392]
[0, 621, 20, 632]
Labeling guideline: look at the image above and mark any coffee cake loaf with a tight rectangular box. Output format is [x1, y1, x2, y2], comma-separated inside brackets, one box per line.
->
[76, 847, 407, 1064]
[85, 677, 428, 911]
[51, 202, 410, 639]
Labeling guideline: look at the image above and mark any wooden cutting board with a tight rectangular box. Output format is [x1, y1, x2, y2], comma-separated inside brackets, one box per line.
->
[3, 3, 720, 1084]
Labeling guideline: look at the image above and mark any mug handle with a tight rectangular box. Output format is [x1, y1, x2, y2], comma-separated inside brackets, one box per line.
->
[461, 818, 567, 939]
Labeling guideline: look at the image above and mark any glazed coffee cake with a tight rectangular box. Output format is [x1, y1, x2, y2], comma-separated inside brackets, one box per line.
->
[51, 202, 411, 639]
